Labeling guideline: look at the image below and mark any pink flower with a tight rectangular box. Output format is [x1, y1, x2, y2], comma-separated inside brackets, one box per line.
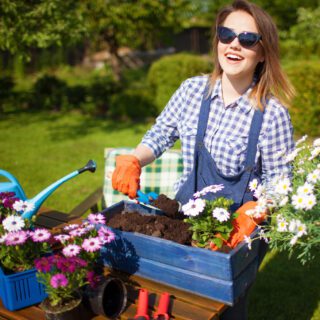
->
[87, 213, 106, 225]
[82, 237, 102, 252]
[54, 234, 71, 243]
[63, 224, 80, 231]
[0, 192, 15, 200]
[62, 244, 81, 257]
[2, 197, 19, 209]
[50, 274, 68, 288]
[87, 270, 100, 288]
[98, 227, 115, 244]
[69, 228, 87, 237]
[6, 231, 28, 245]
[31, 229, 51, 242]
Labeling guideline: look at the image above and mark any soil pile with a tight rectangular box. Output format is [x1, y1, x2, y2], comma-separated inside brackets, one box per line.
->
[107, 195, 192, 245]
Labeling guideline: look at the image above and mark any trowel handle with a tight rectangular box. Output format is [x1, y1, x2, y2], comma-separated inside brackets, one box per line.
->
[154, 292, 170, 320]
[135, 289, 149, 320]
[78, 160, 96, 174]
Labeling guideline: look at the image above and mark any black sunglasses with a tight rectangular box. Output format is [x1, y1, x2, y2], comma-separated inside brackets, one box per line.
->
[217, 26, 262, 48]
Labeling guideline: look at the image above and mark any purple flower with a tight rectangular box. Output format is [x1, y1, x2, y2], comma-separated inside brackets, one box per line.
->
[72, 257, 87, 268]
[50, 274, 68, 288]
[87, 270, 99, 288]
[56, 257, 77, 273]
[82, 237, 102, 252]
[31, 229, 51, 242]
[0, 192, 16, 200]
[6, 231, 28, 245]
[98, 227, 115, 244]
[3, 197, 19, 209]
[87, 213, 106, 225]
[35, 257, 52, 272]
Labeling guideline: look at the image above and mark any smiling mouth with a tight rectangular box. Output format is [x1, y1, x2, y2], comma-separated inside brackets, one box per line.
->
[225, 53, 244, 61]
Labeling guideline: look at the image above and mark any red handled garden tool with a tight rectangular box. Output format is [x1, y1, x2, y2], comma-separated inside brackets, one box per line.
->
[154, 292, 170, 320]
[130, 288, 150, 320]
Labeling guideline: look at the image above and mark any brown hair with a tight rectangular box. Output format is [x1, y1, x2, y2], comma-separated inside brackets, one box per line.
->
[210, 0, 295, 110]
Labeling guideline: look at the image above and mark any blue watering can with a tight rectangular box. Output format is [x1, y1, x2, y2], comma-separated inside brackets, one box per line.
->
[0, 160, 96, 219]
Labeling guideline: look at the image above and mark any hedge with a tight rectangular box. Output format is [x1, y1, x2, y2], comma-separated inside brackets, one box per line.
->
[147, 54, 320, 137]
[147, 53, 213, 112]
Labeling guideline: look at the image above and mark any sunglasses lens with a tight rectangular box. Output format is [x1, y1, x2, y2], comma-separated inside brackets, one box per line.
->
[238, 32, 260, 48]
[217, 26, 236, 44]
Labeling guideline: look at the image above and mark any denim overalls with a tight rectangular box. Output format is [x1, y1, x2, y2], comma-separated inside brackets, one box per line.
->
[175, 83, 266, 320]
[175, 84, 263, 211]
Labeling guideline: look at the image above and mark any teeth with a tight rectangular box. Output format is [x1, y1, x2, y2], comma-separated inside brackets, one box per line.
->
[226, 54, 242, 60]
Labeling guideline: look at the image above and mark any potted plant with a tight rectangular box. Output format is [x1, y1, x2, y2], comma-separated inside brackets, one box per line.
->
[0, 192, 51, 310]
[244, 136, 320, 264]
[36, 213, 119, 320]
[182, 185, 236, 251]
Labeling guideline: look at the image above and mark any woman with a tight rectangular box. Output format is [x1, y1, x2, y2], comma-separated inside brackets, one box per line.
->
[112, 0, 295, 211]
[112, 1, 295, 318]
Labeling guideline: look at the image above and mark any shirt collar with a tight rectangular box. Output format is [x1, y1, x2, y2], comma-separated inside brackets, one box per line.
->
[211, 78, 255, 114]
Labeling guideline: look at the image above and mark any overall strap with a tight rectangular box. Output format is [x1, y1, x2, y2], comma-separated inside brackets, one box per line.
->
[195, 83, 211, 145]
[244, 109, 264, 170]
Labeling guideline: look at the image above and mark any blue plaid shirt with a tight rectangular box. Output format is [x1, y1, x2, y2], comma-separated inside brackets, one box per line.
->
[141, 76, 295, 193]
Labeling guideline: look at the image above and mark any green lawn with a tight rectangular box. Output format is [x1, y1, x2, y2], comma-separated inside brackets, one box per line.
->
[0, 111, 319, 319]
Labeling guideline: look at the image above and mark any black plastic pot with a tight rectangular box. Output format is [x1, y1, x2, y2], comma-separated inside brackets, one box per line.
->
[86, 276, 127, 319]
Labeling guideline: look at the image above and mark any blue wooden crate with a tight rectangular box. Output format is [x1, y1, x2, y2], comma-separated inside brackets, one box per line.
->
[0, 266, 47, 311]
[101, 201, 260, 306]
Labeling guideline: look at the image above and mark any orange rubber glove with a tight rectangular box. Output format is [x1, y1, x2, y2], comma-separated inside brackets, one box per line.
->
[210, 201, 267, 251]
[112, 155, 141, 199]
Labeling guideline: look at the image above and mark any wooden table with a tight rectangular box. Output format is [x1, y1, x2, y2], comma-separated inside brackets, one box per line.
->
[0, 206, 227, 320]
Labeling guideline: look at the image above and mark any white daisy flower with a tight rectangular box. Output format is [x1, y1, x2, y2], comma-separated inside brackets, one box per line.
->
[313, 138, 320, 147]
[274, 178, 292, 195]
[254, 184, 266, 199]
[304, 194, 316, 210]
[244, 235, 252, 250]
[277, 220, 288, 232]
[245, 209, 256, 217]
[212, 208, 230, 222]
[296, 221, 307, 237]
[290, 235, 299, 246]
[2, 215, 25, 232]
[279, 196, 289, 207]
[297, 182, 314, 196]
[307, 169, 320, 184]
[182, 198, 205, 217]
[308, 147, 320, 160]
[249, 179, 259, 191]
[288, 219, 298, 233]
[292, 194, 306, 210]
[296, 135, 308, 146]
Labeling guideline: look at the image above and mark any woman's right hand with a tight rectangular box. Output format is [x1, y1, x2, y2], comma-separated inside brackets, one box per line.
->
[112, 155, 141, 199]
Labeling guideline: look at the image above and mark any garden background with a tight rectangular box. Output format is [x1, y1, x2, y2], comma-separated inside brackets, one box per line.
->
[0, 1, 319, 319]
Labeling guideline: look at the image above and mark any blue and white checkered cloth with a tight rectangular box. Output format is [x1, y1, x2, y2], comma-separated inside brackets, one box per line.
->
[141, 75, 295, 193]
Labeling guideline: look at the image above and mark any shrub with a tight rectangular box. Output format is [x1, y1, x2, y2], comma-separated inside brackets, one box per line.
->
[285, 61, 320, 137]
[0, 76, 15, 112]
[66, 85, 87, 109]
[32, 75, 68, 111]
[147, 53, 212, 112]
[109, 88, 157, 121]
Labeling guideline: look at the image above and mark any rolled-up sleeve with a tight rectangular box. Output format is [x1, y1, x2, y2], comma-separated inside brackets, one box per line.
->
[141, 82, 186, 158]
[260, 105, 295, 191]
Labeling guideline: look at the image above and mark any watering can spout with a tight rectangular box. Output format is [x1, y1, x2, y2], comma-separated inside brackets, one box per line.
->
[0, 160, 97, 220]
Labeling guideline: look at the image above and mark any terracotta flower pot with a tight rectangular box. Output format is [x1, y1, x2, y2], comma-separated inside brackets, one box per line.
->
[40, 292, 83, 320]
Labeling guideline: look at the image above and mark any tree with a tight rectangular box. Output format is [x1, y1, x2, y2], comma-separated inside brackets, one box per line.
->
[82, 0, 193, 79]
[0, 0, 86, 58]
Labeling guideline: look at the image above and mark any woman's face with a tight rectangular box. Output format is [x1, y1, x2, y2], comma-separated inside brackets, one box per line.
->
[217, 10, 264, 83]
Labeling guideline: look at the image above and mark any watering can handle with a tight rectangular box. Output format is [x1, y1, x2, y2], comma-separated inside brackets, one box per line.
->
[0, 169, 21, 185]
[78, 160, 96, 174]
